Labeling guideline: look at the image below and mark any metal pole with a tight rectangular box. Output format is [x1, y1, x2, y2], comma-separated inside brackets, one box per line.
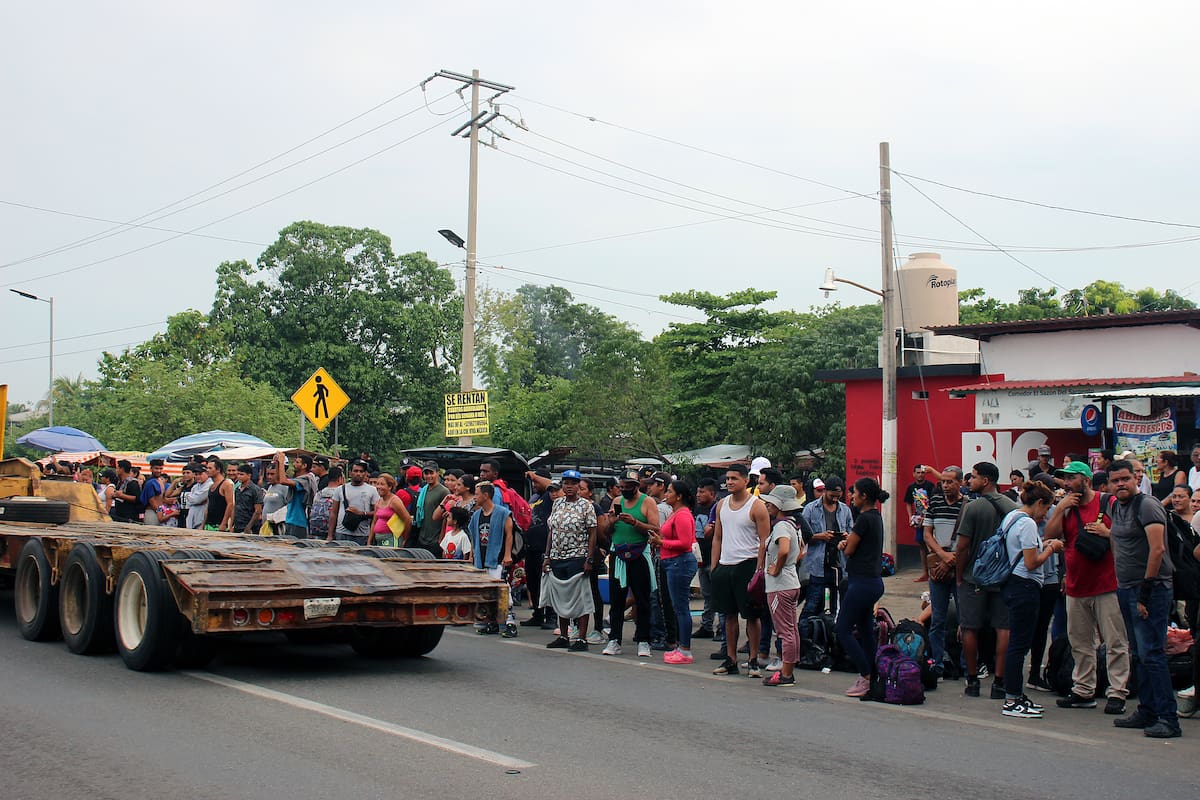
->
[879, 142, 898, 560]
[48, 296, 55, 428]
[299, 411, 305, 449]
[459, 68, 481, 446]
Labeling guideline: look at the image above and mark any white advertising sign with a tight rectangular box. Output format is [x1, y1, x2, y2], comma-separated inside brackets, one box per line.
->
[974, 388, 1096, 430]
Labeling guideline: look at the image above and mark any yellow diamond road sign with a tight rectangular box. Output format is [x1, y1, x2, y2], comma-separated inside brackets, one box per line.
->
[445, 390, 490, 438]
[293, 368, 350, 431]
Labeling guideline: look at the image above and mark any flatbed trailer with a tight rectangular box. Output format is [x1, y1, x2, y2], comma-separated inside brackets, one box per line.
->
[0, 520, 506, 671]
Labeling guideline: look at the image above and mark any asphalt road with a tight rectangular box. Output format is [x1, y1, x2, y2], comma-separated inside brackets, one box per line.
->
[2, 591, 1196, 800]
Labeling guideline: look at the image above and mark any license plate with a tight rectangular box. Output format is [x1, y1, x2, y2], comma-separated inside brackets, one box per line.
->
[303, 597, 341, 620]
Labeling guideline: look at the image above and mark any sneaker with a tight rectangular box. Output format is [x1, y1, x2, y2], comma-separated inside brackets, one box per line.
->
[764, 656, 784, 672]
[673, 651, 693, 664]
[664, 649, 692, 664]
[477, 622, 500, 635]
[1104, 698, 1126, 716]
[601, 640, 622, 656]
[1056, 692, 1097, 709]
[713, 658, 740, 675]
[546, 636, 570, 649]
[637, 642, 652, 658]
[1021, 694, 1045, 712]
[1002, 697, 1044, 719]
[1113, 711, 1156, 729]
[990, 681, 1006, 700]
[586, 630, 606, 645]
[519, 616, 544, 627]
[964, 679, 981, 697]
[500, 623, 518, 638]
[977, 665, 990, 679]
[1143, 721, 1182, 739]
[540, 620, 558, 631]
[845, 676, 871, 697]
[568, 639, 589, 652]
[650, 640, 671, 651]
[1026, 674, 1055, 693]
[692, 627, 714, 639]
[710, 650, 730, 660]
[747, 660, 763, 679]
[763, 671, 795, 687]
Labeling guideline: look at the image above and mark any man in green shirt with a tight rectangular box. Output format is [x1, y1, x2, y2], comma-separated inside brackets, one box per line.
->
[416, 462, 451, 556]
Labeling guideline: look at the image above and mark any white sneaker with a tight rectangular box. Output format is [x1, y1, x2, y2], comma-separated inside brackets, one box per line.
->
[586, 630, 605, 645]
[602, 640, 622, 656]
[637, 641, 652, 658]
[764, 656, 784, 672]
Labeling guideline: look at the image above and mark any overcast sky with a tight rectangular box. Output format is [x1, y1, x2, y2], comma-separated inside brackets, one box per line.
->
[3, 2, 1198, 406]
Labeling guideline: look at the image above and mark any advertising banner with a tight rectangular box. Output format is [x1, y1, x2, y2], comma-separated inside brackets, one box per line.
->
[1113, 407, 1177, 481]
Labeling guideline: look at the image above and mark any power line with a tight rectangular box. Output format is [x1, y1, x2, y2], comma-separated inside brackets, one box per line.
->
[892, 171, 1068, 291]
[1, 116, 454, 288]
[510, 94, 876, 200]
[0, 319, 168, 352]
[1, 89, 453, 271]
[0, 339, 146, 366]
[892, 170, 1200, 230]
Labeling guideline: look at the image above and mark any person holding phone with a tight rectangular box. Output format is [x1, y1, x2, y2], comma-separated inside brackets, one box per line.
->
[799, 476, 854, 618]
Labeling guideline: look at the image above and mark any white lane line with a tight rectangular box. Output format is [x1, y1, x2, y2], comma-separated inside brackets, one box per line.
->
[182, 670, 535, 769]
[445, 629, 1102, 747]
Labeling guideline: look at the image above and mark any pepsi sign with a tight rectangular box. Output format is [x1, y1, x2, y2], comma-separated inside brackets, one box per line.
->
[1080, 404, 1102, 436]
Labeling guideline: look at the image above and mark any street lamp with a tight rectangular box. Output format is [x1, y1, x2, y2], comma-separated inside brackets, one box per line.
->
[438, 227, 475, 445]
[818, 264, 900, 562]
[9, 289, 54, 427]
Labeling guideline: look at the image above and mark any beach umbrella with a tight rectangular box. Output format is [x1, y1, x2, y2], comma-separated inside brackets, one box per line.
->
[146, 430, 274, 462]
[17, 426, 106, 452]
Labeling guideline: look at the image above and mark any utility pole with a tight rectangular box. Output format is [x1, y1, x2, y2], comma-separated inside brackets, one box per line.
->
[879, 142, 899, 561]
[427, 69, 513, 445]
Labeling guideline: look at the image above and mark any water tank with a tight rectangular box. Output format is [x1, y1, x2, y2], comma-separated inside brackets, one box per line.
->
[895, 252, 959, 331]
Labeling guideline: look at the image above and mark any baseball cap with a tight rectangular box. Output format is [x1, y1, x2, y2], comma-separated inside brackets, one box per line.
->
[749, 456, 771, 476]
[1037, 445, 1052, 456]
[561, 469, 583, 481]
[812, 478, 826, 490]
[1055, 461, 1093, 479]
[313, 456, 330, 467]
[651, 471, 671, 485]
[405, 466, 423, 480]
[637, 465, 656, 478]
[422, 460, 439, 472]
[621, 468, 641, 483]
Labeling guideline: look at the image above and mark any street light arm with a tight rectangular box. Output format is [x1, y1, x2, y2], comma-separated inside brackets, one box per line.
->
[832, 277, 884, 298]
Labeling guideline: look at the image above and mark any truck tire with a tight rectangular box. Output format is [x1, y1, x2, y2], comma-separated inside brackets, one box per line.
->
[356, 547, 406, 559]
[14, 538, 61, 641]
[349, 627, 407, 659]
[0, 498, 71, 525]
[114, 551, 182, 671]
[396, 548, 436, 561]
[59, 542, 115, 654]
[398, 625, 445, 657]
[169, 549, 216, 560]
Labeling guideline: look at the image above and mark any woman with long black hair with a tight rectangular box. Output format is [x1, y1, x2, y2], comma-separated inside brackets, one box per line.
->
[838, 477, 888, 697]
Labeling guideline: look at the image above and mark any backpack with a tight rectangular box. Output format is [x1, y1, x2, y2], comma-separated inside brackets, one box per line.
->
[1046, 637, 1112, 697]
[874, 606, 897, 649]
[499, 483, 533, 531]
[971, 511, 1028, 589]
[866, 643, 925, 705]
[797, 614, 835, 671]
[308, 490, 333, 535]
[893, 618, 939, 690]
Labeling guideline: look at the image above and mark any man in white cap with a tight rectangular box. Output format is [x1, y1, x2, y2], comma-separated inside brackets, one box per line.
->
[749, 457, 772, 493]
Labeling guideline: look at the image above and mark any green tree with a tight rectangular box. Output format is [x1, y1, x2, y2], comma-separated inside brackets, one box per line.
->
[211, 221, 462, 462]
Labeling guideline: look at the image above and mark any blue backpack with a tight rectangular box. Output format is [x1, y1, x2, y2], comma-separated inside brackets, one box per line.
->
[971, 511, 1028, 589]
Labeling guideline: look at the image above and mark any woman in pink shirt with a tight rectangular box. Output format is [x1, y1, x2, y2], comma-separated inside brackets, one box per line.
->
[659, 479, 698, 664]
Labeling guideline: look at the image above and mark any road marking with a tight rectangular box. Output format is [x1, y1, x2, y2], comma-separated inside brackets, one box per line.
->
[445, 629, 1102, 747]
[182, 670, 535, 769]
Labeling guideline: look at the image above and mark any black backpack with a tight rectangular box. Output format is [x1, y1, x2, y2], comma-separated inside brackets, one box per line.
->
[1046, 637, 1112, 697]
[797, 615, 834, 671]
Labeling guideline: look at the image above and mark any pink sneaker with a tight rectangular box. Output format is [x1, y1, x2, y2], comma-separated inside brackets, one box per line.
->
[845, 676, 871, 697]
[664, 650, 693, 664]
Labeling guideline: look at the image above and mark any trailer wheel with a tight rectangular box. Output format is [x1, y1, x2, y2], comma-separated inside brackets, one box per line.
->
[349, 627, 407, 659]
[396, 548, 436, 561]
[356, 547, 406, 559]
[292, 540, 343, 548]
[114, 551, 181, 671]
[14, 538, 61, 641]
[0, 498, 71, 525]
[169, 549, 216, 560]
[398, 625, 445, 657]
[59, 542, 115, 654]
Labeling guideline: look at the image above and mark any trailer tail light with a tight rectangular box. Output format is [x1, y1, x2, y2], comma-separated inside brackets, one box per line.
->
[415, 606, 432, 618]
[276, 610, 296, 625]
[434, 605, 450, 620]
[232, 608, 250, 626]
[257, 609, 275, 626]
[456, 604, 471, 619]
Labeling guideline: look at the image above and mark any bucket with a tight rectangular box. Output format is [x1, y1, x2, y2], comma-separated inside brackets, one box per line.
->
[598, 575, 610, 604]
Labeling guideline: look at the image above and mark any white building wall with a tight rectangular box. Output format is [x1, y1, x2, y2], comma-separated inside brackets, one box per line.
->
[981, 324, 1200, 380]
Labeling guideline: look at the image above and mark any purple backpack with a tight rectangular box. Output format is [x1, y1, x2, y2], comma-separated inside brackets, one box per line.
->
[874, 643, 926, 705]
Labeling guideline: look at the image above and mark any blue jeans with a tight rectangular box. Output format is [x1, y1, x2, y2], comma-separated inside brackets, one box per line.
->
[1002, 576, 1041, 698]
[836, 576, 884, 677]
[1117, 583, 1178, 728]
[661, 552, 697, 649]
[927, 578, 957, 671]
[801, 568, 840, 618]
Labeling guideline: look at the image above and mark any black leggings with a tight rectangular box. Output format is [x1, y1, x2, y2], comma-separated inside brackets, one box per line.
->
[589, 564, 604, 632]
[609, 554, 652, 644]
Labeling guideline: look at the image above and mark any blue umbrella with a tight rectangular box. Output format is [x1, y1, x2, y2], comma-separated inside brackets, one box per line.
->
[147, 430, 275, 462]
[17, 426, 107, 452]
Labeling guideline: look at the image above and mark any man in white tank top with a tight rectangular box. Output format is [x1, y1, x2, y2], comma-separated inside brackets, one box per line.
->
[710, 463, 771, 676]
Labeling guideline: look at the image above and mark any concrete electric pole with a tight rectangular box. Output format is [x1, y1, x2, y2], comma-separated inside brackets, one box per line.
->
[879, 142, 899, 561]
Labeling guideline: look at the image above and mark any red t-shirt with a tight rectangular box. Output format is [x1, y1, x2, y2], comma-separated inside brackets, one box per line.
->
[659, 508, 696, 559]
[1061, 492, 1118, 598]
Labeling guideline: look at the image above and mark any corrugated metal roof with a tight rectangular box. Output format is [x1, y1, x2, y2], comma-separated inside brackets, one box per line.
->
[944, 374, 1200, 393]
[927, 309, 1200, 340]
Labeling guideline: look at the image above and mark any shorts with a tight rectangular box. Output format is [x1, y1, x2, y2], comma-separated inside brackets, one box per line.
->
[711, 557, 758, 620]
[958, 580, 1010, 631]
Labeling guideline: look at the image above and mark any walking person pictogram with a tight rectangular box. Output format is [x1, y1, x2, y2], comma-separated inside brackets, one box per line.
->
[313, 375, 330, 419]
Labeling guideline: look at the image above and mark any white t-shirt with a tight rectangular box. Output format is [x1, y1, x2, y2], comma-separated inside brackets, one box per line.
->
[440, 529, 472, 561]
[1188, 466, 1200, 492]
[1001, 509, 1043, 585]
[764, 520, 802, 593]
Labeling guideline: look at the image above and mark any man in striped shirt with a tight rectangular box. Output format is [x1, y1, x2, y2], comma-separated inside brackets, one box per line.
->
[924, 466, 966, 679]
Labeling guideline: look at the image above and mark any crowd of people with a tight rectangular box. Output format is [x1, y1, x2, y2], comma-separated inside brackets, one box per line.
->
[41, 442, 1200, 735]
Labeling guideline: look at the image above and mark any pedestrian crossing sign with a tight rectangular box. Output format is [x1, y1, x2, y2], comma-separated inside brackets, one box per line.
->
[292, 368, 350, 431]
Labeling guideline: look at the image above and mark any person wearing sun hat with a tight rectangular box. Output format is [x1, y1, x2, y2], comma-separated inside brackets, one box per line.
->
[759, 485, 803, 686]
